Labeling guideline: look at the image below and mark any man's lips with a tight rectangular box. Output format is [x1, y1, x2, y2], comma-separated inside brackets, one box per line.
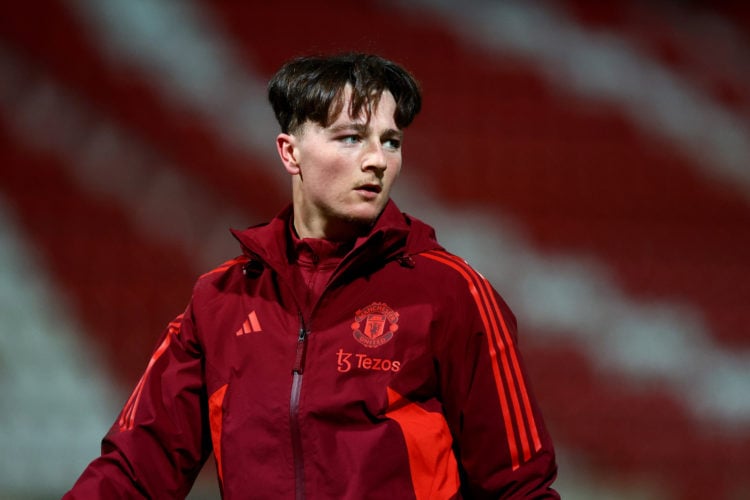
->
[355, 183, 382, 194]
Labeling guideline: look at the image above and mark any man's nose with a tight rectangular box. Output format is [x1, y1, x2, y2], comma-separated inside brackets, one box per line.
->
[362, 139, 387, 171]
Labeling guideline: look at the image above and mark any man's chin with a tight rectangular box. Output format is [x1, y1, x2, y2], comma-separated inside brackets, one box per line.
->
[334, 208, 383, 232]
[342, 214, 378, 229]
[342, 204, 385, 224]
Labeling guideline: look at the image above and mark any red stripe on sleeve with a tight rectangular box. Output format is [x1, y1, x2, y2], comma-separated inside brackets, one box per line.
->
[117, 314, 183, 431]
[199, 256, 248, 280]
[423, 251, 542, 469]
[209, 384, 228, 486]
[474, 264, 542, 457]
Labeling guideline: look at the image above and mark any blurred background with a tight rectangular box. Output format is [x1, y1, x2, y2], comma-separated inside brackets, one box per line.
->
[1, 0, 749, 498]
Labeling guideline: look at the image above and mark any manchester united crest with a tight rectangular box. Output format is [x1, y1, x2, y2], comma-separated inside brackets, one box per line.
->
[351, 302, 399, 348]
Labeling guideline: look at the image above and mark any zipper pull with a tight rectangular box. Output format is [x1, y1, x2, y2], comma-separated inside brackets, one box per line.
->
[293, 325, 308, 374]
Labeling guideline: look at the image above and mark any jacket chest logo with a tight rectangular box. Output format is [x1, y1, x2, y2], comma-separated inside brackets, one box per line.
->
[235, 310, 263, 336]
[351, 302, 399, 348]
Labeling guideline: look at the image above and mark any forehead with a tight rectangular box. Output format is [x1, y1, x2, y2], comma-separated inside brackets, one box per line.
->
[328, 87, 398, 128]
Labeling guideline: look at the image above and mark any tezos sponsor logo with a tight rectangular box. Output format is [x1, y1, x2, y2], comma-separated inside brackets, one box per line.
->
[336, 349, 401, 373]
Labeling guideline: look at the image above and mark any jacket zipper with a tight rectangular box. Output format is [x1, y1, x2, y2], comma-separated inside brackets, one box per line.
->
[290, 314, 309, 500]
[287, 254, 348, 499]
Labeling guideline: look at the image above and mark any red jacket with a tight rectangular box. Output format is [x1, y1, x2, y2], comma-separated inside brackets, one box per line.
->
[66, 201, 558, 499]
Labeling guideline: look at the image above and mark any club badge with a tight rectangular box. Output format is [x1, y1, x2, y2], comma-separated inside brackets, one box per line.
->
[351, 302, 399, 348]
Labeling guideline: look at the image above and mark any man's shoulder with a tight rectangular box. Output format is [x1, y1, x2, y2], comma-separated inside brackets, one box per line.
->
[397, 249, 478, 291]
[412, 249, 500, 297]
[193, 255, 251, 294]
[412, 249, 517, 325]
[413, 249, 474, 275]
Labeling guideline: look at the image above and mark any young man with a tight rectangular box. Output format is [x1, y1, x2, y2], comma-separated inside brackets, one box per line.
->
[66, 53, 559, 498]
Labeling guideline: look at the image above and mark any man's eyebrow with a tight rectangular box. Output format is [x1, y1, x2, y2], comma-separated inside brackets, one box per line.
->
[327, 123, 403, 139]
[382, 128, 403, 140]
[327, 122, 369, 134]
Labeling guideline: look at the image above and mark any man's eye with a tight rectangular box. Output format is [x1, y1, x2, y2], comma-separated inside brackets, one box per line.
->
[384, 139, 401, 150]
[340, 135, 360, 144]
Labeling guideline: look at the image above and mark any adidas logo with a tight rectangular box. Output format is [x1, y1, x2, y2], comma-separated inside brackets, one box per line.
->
[236, 310, 262, 336]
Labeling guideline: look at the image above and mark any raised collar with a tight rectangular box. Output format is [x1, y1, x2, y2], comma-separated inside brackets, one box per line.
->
[230, 199, 441, 279]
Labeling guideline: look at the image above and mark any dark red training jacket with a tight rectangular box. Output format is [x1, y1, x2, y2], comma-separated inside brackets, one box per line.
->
[65, 201, 559, 499]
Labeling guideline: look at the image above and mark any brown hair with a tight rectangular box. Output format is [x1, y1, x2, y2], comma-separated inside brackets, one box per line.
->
[268, 53, 421, 134]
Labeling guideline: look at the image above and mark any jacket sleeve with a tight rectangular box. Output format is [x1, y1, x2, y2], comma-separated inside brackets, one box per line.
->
[63, 305, 211, 499]
[436, 264, 559, 499]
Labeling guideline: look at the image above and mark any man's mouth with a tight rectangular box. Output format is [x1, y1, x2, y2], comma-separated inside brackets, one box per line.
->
[356, 184, 382, 194]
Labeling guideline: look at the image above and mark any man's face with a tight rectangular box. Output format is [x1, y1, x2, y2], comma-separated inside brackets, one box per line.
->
[281, 87, 403, 239]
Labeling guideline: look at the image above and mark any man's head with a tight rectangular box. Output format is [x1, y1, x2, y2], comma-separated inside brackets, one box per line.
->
[268, 53, 421, 135]
[268, 53, 422, 241]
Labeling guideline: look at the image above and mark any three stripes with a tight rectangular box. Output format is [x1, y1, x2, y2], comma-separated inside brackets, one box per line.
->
[423, 250, 542, 470]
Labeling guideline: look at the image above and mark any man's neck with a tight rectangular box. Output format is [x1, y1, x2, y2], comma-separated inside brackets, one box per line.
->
[292, 215, 372, 243]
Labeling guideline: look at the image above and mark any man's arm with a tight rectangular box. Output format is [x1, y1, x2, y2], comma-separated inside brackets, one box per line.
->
[435, 262, 559, 498]
[64, 309, 211, 499]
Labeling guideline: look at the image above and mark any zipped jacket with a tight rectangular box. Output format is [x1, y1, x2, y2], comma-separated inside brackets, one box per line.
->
[65, 201, 559, 499]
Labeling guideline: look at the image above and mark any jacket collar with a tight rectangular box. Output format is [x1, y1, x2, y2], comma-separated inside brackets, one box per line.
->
[230, 200, 441, 278]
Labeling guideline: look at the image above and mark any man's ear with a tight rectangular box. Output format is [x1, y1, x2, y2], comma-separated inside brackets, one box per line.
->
[276, 133, 300, 175]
